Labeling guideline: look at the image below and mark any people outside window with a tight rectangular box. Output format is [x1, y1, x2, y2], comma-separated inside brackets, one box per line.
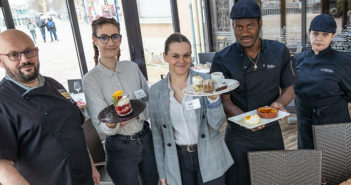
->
[26, 20, 36, 43]
[37, 18, 46, 43]
[150, 33, 233, 185]
[46, 18, 58, 42]
[82, 17, 159, 185]
[294, 14, 351, 149]
[210, 0, 297, 184]
[0, 29, 100, 185]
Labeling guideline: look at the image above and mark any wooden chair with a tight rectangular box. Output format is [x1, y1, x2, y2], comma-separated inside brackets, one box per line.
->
[82, 118, 113, 183]
[313, 123, 351, 185]
[248, 150, 322, 185]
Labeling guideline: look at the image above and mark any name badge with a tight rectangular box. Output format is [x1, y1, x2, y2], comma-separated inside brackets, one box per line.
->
[185, 98, 201, 110]
[133, 89, 147, 99]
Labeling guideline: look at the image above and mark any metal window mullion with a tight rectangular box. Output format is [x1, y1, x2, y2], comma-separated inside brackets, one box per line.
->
[0, 0, 15, 29]
[66, 0, 88, 77]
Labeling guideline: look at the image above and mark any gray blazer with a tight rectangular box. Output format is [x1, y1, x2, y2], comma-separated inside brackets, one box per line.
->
[150, 70, 234, 185]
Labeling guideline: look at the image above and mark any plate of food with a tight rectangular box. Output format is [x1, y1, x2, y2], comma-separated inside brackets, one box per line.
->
[227, 106, 290, 129]
[98, 90, 146, 123]
[183, 74, 239, 96]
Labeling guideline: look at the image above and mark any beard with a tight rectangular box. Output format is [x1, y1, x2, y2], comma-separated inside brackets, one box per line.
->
[5, 62, 39, 83]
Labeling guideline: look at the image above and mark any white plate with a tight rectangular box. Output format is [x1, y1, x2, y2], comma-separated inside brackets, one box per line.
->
[183, 79, 240, 96]
[228, 109, 290, 129]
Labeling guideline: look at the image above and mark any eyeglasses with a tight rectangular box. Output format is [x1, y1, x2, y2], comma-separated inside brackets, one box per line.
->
[0, 48, 37, 61]
[95, 34, 122, 44]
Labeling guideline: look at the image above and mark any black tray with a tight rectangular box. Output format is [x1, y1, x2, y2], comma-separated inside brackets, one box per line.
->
[98, 99, 146, 123]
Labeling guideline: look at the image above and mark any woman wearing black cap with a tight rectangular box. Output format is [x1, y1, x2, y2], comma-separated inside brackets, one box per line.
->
[294, 14, 351, 149]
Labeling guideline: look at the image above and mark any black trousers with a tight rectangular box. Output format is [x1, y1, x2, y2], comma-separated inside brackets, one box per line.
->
[105, 122, 159, 185]
[177, 149, 225, 185]
[296, 97, 351, 149]
[225, 122, 284, 185]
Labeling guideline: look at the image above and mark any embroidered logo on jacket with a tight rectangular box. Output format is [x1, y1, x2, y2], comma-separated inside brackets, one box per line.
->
[320, 68, 334, 73]
[267, 64, 276, 69]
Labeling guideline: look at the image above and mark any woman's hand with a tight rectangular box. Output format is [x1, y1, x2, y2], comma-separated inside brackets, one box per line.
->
[207, 95, 218, 100]
[106, 123, 117, 128]
[160, 178, 169, 185]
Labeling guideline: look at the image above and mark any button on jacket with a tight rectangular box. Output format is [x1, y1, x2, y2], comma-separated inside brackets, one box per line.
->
[0, 76, 93, 185]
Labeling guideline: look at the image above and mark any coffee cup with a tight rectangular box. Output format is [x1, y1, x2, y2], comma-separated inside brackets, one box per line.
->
[211, 72, 225, 85]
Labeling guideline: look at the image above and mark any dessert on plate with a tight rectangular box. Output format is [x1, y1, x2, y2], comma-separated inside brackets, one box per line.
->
[243, 114, 261, 126]
[215, 83, 227, 92]
[192, 75, 203, 92]
[202, 79, 214, 93]
[257, 106, 278, 119]
[112, 90, 133, 116]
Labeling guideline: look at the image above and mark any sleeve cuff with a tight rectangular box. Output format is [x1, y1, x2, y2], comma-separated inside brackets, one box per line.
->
[205, 96, 221, 109]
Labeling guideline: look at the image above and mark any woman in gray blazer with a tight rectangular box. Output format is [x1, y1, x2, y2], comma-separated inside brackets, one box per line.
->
[150, 33, 234, 185]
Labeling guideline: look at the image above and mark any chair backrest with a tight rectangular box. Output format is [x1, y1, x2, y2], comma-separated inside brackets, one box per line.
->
[313, 123, 351, 185]
[82, 118, 105, 164]
[248, 150, 322, 185]
[198, 52, 216, 64]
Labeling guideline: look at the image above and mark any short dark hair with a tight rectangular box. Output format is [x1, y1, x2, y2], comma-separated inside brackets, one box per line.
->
[164, 33, 191, 54]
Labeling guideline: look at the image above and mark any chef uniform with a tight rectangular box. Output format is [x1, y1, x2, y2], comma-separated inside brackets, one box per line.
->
[0, 75, 94, 185]
[210, 1, 297, 184]
[294, 14, 351, 149]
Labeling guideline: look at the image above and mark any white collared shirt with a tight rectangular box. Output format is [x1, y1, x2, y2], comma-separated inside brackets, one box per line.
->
[83, 60, 149, 135]
[168, 75, 199, 145]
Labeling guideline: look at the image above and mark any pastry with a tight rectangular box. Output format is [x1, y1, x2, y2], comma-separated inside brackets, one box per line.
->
[112, 90, 133, 116]
[243, 114, 261, 126]
[257, 107, 278, 119]
[215, 84, 227, 91]
[202, 79, 214, 93]
[192, 75, 203, 92]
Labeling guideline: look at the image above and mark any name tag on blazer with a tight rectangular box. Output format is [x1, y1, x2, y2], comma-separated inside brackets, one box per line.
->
[133, 89, 147, 99]
[185, 98, 201, 110]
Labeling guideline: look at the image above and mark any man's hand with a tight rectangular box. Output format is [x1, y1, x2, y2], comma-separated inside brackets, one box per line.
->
[91, 165, 100, 185]
[160, 178, 169, 185]
[271, 101, 287, 112]
[250, 125, 265, 132]
[0, 159, 29, 185]
[88, 153, 100, 185]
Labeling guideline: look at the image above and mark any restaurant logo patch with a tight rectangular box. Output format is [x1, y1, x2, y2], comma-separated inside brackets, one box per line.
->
[267, 64, 276, 69]
[320, 68, 334, 73]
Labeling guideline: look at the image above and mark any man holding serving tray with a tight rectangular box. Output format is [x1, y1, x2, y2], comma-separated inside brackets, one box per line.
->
[210, 0, 297, 184]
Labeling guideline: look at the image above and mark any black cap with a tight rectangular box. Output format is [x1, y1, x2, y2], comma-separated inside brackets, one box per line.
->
[309, 14, 337, 33]
[230, 0, 261, 19]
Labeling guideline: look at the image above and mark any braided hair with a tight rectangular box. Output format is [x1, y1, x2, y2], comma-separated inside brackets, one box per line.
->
[91, 17, 121, 65]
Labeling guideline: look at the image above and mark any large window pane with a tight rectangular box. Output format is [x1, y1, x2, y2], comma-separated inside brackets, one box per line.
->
[8, 0, 82, 89]
[261, 0, 282, 42]
[0, 9, 7, 79]
[137, 0, 173, 83]
[74, 0, 130, 72]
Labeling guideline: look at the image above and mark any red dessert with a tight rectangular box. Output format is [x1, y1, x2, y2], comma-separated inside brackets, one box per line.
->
[113, 90, 133, 116]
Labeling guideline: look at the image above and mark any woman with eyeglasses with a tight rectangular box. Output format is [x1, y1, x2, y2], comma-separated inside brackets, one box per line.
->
[82, 17, 159, 185]
[294, 14, 351, 149]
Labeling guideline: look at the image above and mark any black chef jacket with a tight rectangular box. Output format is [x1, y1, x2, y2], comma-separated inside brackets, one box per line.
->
[294, 46, 351, 105]
[211, 39, 297, 132]
[0, 76, 93, 185]
[294, 46, 351, 149]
